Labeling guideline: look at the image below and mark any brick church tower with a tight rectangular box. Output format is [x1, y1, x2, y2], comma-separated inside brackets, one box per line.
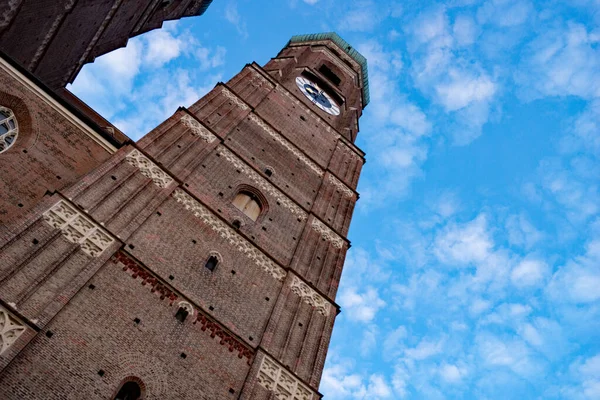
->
[0, 32, 369, 399]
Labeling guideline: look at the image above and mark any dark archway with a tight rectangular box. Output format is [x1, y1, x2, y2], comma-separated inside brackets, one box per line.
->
[114, 381, 142, 400]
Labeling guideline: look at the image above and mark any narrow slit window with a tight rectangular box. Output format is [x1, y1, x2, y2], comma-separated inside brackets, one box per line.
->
[205, 255, 218, 271]
[232, 191, 262, 221]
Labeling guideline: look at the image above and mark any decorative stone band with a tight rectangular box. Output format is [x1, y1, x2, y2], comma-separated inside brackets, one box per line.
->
[328, 174, 354, 199]
[125, 149, 174, 188]
[257, 353, 315, 400]
[222, 87, 250, 111]
[0, 304, 27, 355]
[248, 113, 323, 177]
[219, 148, 307, 221]
[172, 189, 286, 281]
[290, 275, 331, 317]
[113, 251, 254, 364]
[180, 114, 217, 143]
[311, 218, 345, 249]
[43, 200, 114, 257]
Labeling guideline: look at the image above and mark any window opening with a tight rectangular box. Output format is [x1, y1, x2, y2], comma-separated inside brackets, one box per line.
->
[0, 107, 18, 154]
[114, 381, 142, 400]
[175, 307, 188, 322]
[319, 64, 341, 86]
[205, 255, 218, 272]
[232, 191, 262, 221]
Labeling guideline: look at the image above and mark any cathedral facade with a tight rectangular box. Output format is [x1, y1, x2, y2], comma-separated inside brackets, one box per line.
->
[0, 25, 369, 400]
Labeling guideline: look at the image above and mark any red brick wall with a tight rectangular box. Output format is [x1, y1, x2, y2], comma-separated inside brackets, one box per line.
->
[0, 38, 367, 400]
[0, 254, 251, 400]
[0, 67, 113, 238]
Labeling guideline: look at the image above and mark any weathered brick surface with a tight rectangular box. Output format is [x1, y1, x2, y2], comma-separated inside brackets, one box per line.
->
[183, 144, 306, 266]
[0, 67, 113, 235]
[126, 193, 283, 344]
[328, 140, 364, 190]
[227, 65, 276, 108]
[188, 84, 252, 139]
[312, 173, 357, 237]
[290, 216, 348, 299]
[0, 254, 251, 400]
[138, 109, 220, 181]
[223, 112, 322, 209]
[0, 36, 367, 400]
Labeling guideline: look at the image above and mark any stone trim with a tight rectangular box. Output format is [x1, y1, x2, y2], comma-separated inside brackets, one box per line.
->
[219, 148, 307, 221]
[310, 218, 344, 249]
[172, 189, 286, 281]
[114, 251, 254, 363]
[328, 174, 354, 198]
[257, 353, 315, 400]
[222, 87, 250, 110]
[125, 149, 174, 188]
[43, 200, 114, 257]
[290, 275, 331, 317]
[248, 113, 323, 177]
[0, 304, 27, 355]
[180, 114, 216, 143]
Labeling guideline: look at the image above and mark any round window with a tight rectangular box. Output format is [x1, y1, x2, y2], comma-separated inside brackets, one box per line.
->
[0, 107, 18, 153]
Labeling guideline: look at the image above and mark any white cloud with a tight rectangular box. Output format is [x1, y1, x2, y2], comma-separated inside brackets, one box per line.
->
[435, 69, 496, 112]
[439, 363, 467, 383]
[339, 287, 386, 323]
[506, 213, 544, 249]
[434, 214, 493, 266]
[225, 1, 248, 38]
[519, 22, 600, 100]
[405, 337, 445, 360]
[360, 325, 379, 357]
[547, 238, 600, 303]
[143, 29, 190, 67]
[367, 375, 393, 398]
[477, 0, 534, 27]
[406, 7, 498, 144]
[476, 333, 543, 379]
[511, 258, 549, 287]
[337, 1, 392, 33]
[453, 15, 479, 46]
[383, 326, 408, 359]
[321, 360, 393, 400]
[70, 25, 225, 140]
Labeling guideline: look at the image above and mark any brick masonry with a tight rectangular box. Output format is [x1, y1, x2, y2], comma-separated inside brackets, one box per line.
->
[0, 35, 367, 399]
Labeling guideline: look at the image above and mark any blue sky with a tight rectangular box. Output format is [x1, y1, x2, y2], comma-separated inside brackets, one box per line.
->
[69, 1, 600, 398]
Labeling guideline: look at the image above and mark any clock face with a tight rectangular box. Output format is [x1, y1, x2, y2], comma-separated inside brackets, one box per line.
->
[295, 76, 340, 116]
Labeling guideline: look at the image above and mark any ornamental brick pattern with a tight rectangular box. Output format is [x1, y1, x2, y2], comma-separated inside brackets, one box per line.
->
[0, 33, 368, 399]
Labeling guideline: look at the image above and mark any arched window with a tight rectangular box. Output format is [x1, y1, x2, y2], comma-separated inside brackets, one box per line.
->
[114, 381, 142, 400]
[0, 107, 18, 154]
[205, 255, 218, 271]
[232, 191, 262, 221]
